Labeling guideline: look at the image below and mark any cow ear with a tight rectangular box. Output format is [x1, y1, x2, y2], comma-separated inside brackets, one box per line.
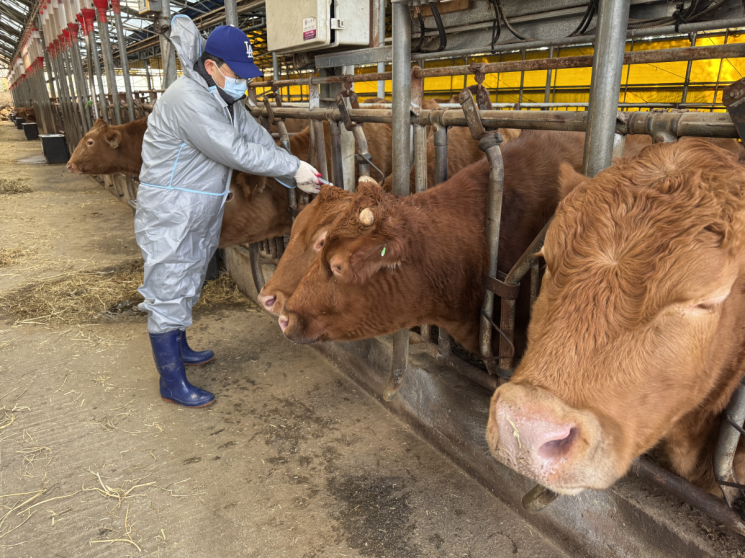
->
[105, 129, 121, 149]
[93, 118, 107, 129]
[558, 162, 588, 199]
[342, 234, 406, 284]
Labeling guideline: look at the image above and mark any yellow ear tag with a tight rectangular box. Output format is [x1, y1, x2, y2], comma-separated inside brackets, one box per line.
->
[381, 247, 386, 257]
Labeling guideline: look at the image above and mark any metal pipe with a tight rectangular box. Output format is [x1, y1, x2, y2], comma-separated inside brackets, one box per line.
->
[714, 380, 745, 507]
[252, 42, 745, 90]
[327, 117, 344, 186]
[681, 32, 698, 106]
[224, 0, 238, 27]
[413, 122, 429, 341]
[59, 47, 84, 145]
[543, 47, 553, 105]
[384, 0, 412, 403]
[582, 0, 631, 177]
[407, 16, 745, 64]
[312, 120, 329, 180]
[479, 134, 505, 361]
[518, 49, 526, 105]
[351, 126, 371, 184]
[439, 353, 498, 392]
[87, 26, 108, 123]
[69, 33, 93, 130]
[711, 29, 729, 112]
[253, 106, 740, 141]
[63, 44, 88, 132]
[112, 2, 135, 121]
[377, 0, 386, 99]
[95, 7, 122, 125]
[158, 0, 177, 89]
[144, 58, 153, 92]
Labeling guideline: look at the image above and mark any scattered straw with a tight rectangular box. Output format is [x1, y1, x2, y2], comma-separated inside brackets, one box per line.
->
[0, 178, 32, 195]
[83, 469, 155, 511]
[0, 260, 249, 326]
[0, 246, 36, 267]
[195, 270, 249, 308]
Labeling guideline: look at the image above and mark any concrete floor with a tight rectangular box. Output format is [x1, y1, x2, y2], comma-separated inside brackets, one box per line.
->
[0, 121, 567, 557]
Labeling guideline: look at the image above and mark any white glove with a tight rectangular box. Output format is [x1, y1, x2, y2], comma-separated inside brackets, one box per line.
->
[294, 161, 322, 194]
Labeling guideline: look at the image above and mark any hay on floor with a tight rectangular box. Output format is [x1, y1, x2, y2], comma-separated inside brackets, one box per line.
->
[0, 178, 32, 195]
[0, 260, 249, 325]
[0, 247, 36, 267]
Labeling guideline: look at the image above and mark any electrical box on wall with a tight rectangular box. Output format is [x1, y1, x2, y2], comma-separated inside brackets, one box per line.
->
[267, 0, 370, 55]
[138, 0, 162, 15]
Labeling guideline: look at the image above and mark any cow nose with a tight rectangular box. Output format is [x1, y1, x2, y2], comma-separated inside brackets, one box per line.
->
[487, 382, 600, 490]
[258, 292, 276, 312]
[278, 314, 289, 332]
[66, 163, 73, 172]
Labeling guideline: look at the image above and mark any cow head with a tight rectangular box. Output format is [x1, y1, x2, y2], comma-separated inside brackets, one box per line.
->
[218, 172, 296, 248]
[258, 183, 358, 315]
[67, 119, 124, 174]
[279, 179, 415, 343]
[487, 140, 745, 495]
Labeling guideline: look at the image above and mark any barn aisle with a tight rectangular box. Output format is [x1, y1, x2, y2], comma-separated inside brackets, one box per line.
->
[0, 121, 566, 557]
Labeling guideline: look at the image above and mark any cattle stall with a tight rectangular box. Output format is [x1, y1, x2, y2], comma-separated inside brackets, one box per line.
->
[236, 1, 745, 555]
[5, 0, 745, 555]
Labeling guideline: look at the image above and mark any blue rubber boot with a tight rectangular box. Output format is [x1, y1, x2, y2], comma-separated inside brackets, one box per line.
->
[181, 330, 214, 366]
[149, 331, 215, 407]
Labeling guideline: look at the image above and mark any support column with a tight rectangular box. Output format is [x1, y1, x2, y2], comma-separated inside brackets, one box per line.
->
[83, 7, 108, 123]
[582, 0, 631, 177]
[386, 0, 412, 402]
[93, 0, 122, 125]
[224, 0, 238, 27]
[111, 0, 135, 121]
[377, 0, 386, 99]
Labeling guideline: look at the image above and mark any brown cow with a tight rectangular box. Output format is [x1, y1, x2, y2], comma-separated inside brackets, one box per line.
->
[277, 130, 586, 353]
[381, 126, 521, 192]
[67, 118, 147, 176]
[487, 139, 745, 496]
[15, 107, 36, 122]
[257, 125, 519, 316]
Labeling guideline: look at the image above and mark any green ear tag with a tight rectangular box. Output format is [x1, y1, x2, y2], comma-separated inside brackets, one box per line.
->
[381, 247, 386, 257]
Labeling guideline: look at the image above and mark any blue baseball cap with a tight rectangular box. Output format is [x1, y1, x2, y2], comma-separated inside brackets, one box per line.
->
[204, 26, 263, 79]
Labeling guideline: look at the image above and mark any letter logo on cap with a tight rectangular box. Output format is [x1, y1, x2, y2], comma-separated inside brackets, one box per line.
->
[245, 41, 253, 59]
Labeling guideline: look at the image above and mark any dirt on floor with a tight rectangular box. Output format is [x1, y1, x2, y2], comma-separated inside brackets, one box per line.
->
[0, 122, 567, 557]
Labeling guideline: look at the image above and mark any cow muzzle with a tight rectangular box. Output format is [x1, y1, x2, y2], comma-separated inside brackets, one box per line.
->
[258, 288, 287, 316]
[487, 382, 613, 495]
[67, 162, 83, 174]
[279, 311, 323, 344]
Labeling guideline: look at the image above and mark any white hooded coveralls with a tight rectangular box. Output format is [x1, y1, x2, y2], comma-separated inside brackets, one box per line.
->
[135, 16, 299, 333]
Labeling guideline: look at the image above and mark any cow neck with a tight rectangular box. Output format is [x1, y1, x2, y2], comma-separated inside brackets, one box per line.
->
[118, 118, 148, 175]
[288, 126, 312, 162]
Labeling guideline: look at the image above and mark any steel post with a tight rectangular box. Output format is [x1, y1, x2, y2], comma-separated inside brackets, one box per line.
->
[384, 0, 412, 402]
[681, 33, 698, 105]
[582, 0, 631, 177]
[69, 33, 93, 130]
[714, 381, 745, 506]
[87, 25, 109, 124]
[112, 2, 135, 121]
[433, 124, 453, 356]
[95, 5, 122, 125]
[377, 0, 386, 99]
[54, 48, 79, 151]
[224, 0, 239, 27]
[413, 122, 429, 341]
[62, 44, 88, 134]
[60, 46, 84, 145]
[158, 0, 178, 89]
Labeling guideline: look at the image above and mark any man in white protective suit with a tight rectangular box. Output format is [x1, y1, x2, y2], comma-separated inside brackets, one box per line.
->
[135, 17, 321, 408]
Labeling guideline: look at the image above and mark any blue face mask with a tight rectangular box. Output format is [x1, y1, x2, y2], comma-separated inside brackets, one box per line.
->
[216, 65, 248, 100]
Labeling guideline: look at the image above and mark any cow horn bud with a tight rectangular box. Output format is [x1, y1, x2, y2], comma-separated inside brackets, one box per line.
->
[359, 208, 374, 226]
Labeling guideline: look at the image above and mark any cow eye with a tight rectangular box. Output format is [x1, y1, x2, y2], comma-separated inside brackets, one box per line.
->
[86, 140, 94, 146]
